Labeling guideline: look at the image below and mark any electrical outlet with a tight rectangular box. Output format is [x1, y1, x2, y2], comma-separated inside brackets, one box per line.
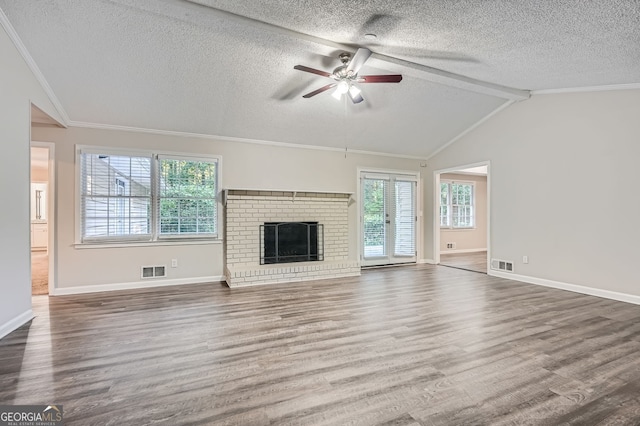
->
[522, 256, 529, 264]
[171, 259, 178, 268]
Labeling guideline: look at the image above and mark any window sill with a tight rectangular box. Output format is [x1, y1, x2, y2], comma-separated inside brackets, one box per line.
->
[440, 227, 477, 231]
[74, 239, 222, 249]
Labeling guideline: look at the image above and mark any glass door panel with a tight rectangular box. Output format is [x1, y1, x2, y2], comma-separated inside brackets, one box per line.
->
[361, 173, 417, 266]
[362, 178, 387, 259]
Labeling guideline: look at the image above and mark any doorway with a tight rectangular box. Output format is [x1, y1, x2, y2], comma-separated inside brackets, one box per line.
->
[434, 162, 489, 274]
[30, 143, 54, 295]
[360, 171, 418, 266]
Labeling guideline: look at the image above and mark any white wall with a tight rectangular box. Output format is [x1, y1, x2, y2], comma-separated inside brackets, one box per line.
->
[0, 24, 64, 338]
[440, 173, 487, 252]
[31, 125, 422, 291]
[425, 89, 640, 298]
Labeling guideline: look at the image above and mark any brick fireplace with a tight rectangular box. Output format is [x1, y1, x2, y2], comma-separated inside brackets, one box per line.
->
[224, 190, 361, 287]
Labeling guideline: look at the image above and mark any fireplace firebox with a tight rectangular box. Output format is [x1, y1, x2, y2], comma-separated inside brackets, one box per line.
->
[260, 222, 324, 265]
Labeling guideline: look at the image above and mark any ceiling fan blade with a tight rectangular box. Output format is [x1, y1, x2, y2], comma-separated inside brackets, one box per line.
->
[359, 74, 403, 83]
[294, 65, 332, 78]
[346, 48, 372, 74]
[349, 91, 364, 104]
[302, 83, 337, 98]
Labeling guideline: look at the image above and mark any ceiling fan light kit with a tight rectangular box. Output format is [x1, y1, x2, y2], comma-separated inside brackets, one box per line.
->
[332, 81, 350, 99]
[294, 48, 402, 104]
[348, 85, 361, 97]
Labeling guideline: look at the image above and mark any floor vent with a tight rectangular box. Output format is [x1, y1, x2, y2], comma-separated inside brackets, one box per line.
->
[491, 259, 514, 273]
[141, 265, 166, 279]
[446, 242, 456, 249]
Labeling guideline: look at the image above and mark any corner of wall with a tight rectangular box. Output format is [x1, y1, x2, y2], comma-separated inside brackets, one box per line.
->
[0, 309, 34, 340]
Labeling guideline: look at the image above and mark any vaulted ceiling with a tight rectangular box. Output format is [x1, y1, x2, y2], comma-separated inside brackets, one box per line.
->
[2, 1, 639, 157]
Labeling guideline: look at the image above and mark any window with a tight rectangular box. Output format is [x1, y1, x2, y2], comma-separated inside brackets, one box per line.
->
[440, 181, 474, 228]
[157, 156, 217, 236]
[79, 148, 219, 243]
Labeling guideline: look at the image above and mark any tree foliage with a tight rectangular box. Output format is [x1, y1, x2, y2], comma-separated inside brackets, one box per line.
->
[159, 159, 217, 234]
[363, 179, 386, 247]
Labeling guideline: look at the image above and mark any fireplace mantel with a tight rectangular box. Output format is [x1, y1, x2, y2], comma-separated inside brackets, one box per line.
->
[223, 188, 353, 206]
[223, 190, 360, 287]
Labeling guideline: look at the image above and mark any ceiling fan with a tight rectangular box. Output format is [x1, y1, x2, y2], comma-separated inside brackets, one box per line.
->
[294, 48, 402, 104]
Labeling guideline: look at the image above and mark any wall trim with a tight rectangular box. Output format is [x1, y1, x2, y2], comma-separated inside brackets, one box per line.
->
[50, 276, 224, 296]
[0, 310, 34, 340]
[426, 101, 514, 160]
[418, 259, 436, 264]
[489, 271, 640, 306]
[31, 141, 57, 295]
[67, 121, 427, 160]
[531, 83, 640, 95]
[441, 248, 487, 254]
[0, 9, 69, 125]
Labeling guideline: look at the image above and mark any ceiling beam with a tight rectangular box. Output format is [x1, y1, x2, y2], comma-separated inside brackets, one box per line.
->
[367, 55, 529, 101]
[160, 0, 530, 101]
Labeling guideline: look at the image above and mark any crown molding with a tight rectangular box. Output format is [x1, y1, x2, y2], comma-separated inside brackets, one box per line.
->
[67, 121, 428, 160]
[426, 100, 515, 160]
[531, 83, 640, 95]
[0, 8, 69, 125]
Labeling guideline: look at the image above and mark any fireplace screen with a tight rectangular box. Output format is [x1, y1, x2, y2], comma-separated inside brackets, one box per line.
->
[260, 222, 324, 264]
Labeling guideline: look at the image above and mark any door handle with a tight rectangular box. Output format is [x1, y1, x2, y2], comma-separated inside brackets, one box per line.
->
[385, 220, 390, 224]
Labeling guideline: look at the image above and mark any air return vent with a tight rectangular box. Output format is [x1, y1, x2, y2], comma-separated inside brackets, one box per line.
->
[141, 265, 166, 279]
[491, 259, 514, 273]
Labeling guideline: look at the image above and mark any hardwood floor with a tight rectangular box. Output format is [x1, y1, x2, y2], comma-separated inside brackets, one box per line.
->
[440, 250, 487, 273]
[2, 265, 640, 425]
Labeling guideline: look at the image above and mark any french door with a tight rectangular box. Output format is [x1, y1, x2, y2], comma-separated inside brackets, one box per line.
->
[361, 172, 417, 266]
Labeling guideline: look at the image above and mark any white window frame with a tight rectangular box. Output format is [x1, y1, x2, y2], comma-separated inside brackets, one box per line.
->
[75, 145, 222, 245]
[440, 180, 475, 229]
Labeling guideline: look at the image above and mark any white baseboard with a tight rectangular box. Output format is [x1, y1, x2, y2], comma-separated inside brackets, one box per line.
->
[441, 248, 487, 254]
[418, 259, 436, 264]
[51, 276, 224, 296]
[489, 271, 640, 306]
[0, 309, 34, 340]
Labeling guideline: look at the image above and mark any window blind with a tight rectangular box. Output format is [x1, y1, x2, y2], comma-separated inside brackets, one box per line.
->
[80, 152, 152, 241]
[394, 179, 416, 256]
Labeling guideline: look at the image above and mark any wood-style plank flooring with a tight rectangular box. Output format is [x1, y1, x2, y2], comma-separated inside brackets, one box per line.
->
[2, 264, 640, 425]
[440, 250, 487, 274]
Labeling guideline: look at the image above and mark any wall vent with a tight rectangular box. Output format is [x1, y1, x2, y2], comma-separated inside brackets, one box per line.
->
[491, 259, 514, 273]
[141, 265, 166, 279]
[446, 242, 456, 249]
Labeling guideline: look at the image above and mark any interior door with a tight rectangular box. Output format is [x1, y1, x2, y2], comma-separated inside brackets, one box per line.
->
[361, 172, 417, 266]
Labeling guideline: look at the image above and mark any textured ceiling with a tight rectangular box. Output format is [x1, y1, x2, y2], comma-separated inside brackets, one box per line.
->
[2, 0, 639, 157]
